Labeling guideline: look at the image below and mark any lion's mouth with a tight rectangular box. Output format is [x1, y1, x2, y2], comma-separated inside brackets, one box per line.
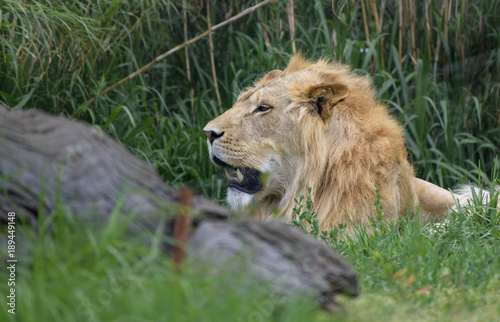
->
[212, 155, 262, 194]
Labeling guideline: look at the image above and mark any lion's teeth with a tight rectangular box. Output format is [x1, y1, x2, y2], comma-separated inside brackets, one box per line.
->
[225, 168, 232, 181]
[236, 168, 244, 182]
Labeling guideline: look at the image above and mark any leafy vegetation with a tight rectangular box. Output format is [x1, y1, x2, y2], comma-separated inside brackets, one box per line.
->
[291, 180, 500, 321]
[293, 187, 347, 244]
[0, 205, 322, 322]
[1, 0, 499, 193]
[0, 0, 499, 320]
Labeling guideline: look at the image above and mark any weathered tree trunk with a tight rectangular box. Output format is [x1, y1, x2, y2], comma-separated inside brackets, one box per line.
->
[0, 105, 358, 309]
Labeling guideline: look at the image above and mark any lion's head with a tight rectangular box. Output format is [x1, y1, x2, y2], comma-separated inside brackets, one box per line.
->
[204, 55, 421, 229]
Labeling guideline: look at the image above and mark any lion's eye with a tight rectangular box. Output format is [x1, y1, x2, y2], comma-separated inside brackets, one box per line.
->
[253, 105, 272, 113]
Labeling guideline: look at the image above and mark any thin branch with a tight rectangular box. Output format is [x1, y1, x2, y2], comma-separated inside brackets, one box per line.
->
[78, 0, 273, 113]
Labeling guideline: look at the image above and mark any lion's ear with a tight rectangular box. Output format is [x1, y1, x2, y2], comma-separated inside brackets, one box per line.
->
[255, 69, 284, 86]
[303, 83, 349, 121]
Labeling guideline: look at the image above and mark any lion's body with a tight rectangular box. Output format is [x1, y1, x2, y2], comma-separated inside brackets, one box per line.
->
[204, 55, 466, 230]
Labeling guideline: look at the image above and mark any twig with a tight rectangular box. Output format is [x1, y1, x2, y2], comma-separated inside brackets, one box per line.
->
[78, 0, 273, 113]
[172, 187, 194, 274]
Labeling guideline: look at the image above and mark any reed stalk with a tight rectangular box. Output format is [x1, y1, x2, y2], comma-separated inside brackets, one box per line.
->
[398, 0, 403, 66]
[360, 0, 370, 42]
[207, 0, 222, 111]
[79, 0, 273, 112]
[287, 0, 296, 53]
[183, 0, 195, 120]
[409, 0, 417, 68]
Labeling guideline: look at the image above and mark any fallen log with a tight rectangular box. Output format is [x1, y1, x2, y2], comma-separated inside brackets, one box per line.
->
[0, 105, 358, 310]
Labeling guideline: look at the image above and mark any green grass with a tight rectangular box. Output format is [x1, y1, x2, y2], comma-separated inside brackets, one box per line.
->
[1, 181, 498, 321]
[290, 178, 500, 321]
[1, 0, 499, 320]
[0, 205, 323, 322]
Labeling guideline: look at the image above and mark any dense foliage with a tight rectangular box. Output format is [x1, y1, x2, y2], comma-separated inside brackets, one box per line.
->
[1, 0, 499, 196]
[0, 0, 499, 320]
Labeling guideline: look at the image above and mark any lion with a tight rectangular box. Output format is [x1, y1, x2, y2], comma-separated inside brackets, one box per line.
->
[203, 54, 494, 231]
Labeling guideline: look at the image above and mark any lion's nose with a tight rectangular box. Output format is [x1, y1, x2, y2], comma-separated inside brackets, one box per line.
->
[204, 130, 224, 144]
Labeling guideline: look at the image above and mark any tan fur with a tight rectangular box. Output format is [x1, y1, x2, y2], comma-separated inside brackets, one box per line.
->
[204, 55, 463, 230]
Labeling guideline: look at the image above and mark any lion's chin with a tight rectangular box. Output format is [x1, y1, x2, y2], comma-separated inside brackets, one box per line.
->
[227, 188, 254, 211]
